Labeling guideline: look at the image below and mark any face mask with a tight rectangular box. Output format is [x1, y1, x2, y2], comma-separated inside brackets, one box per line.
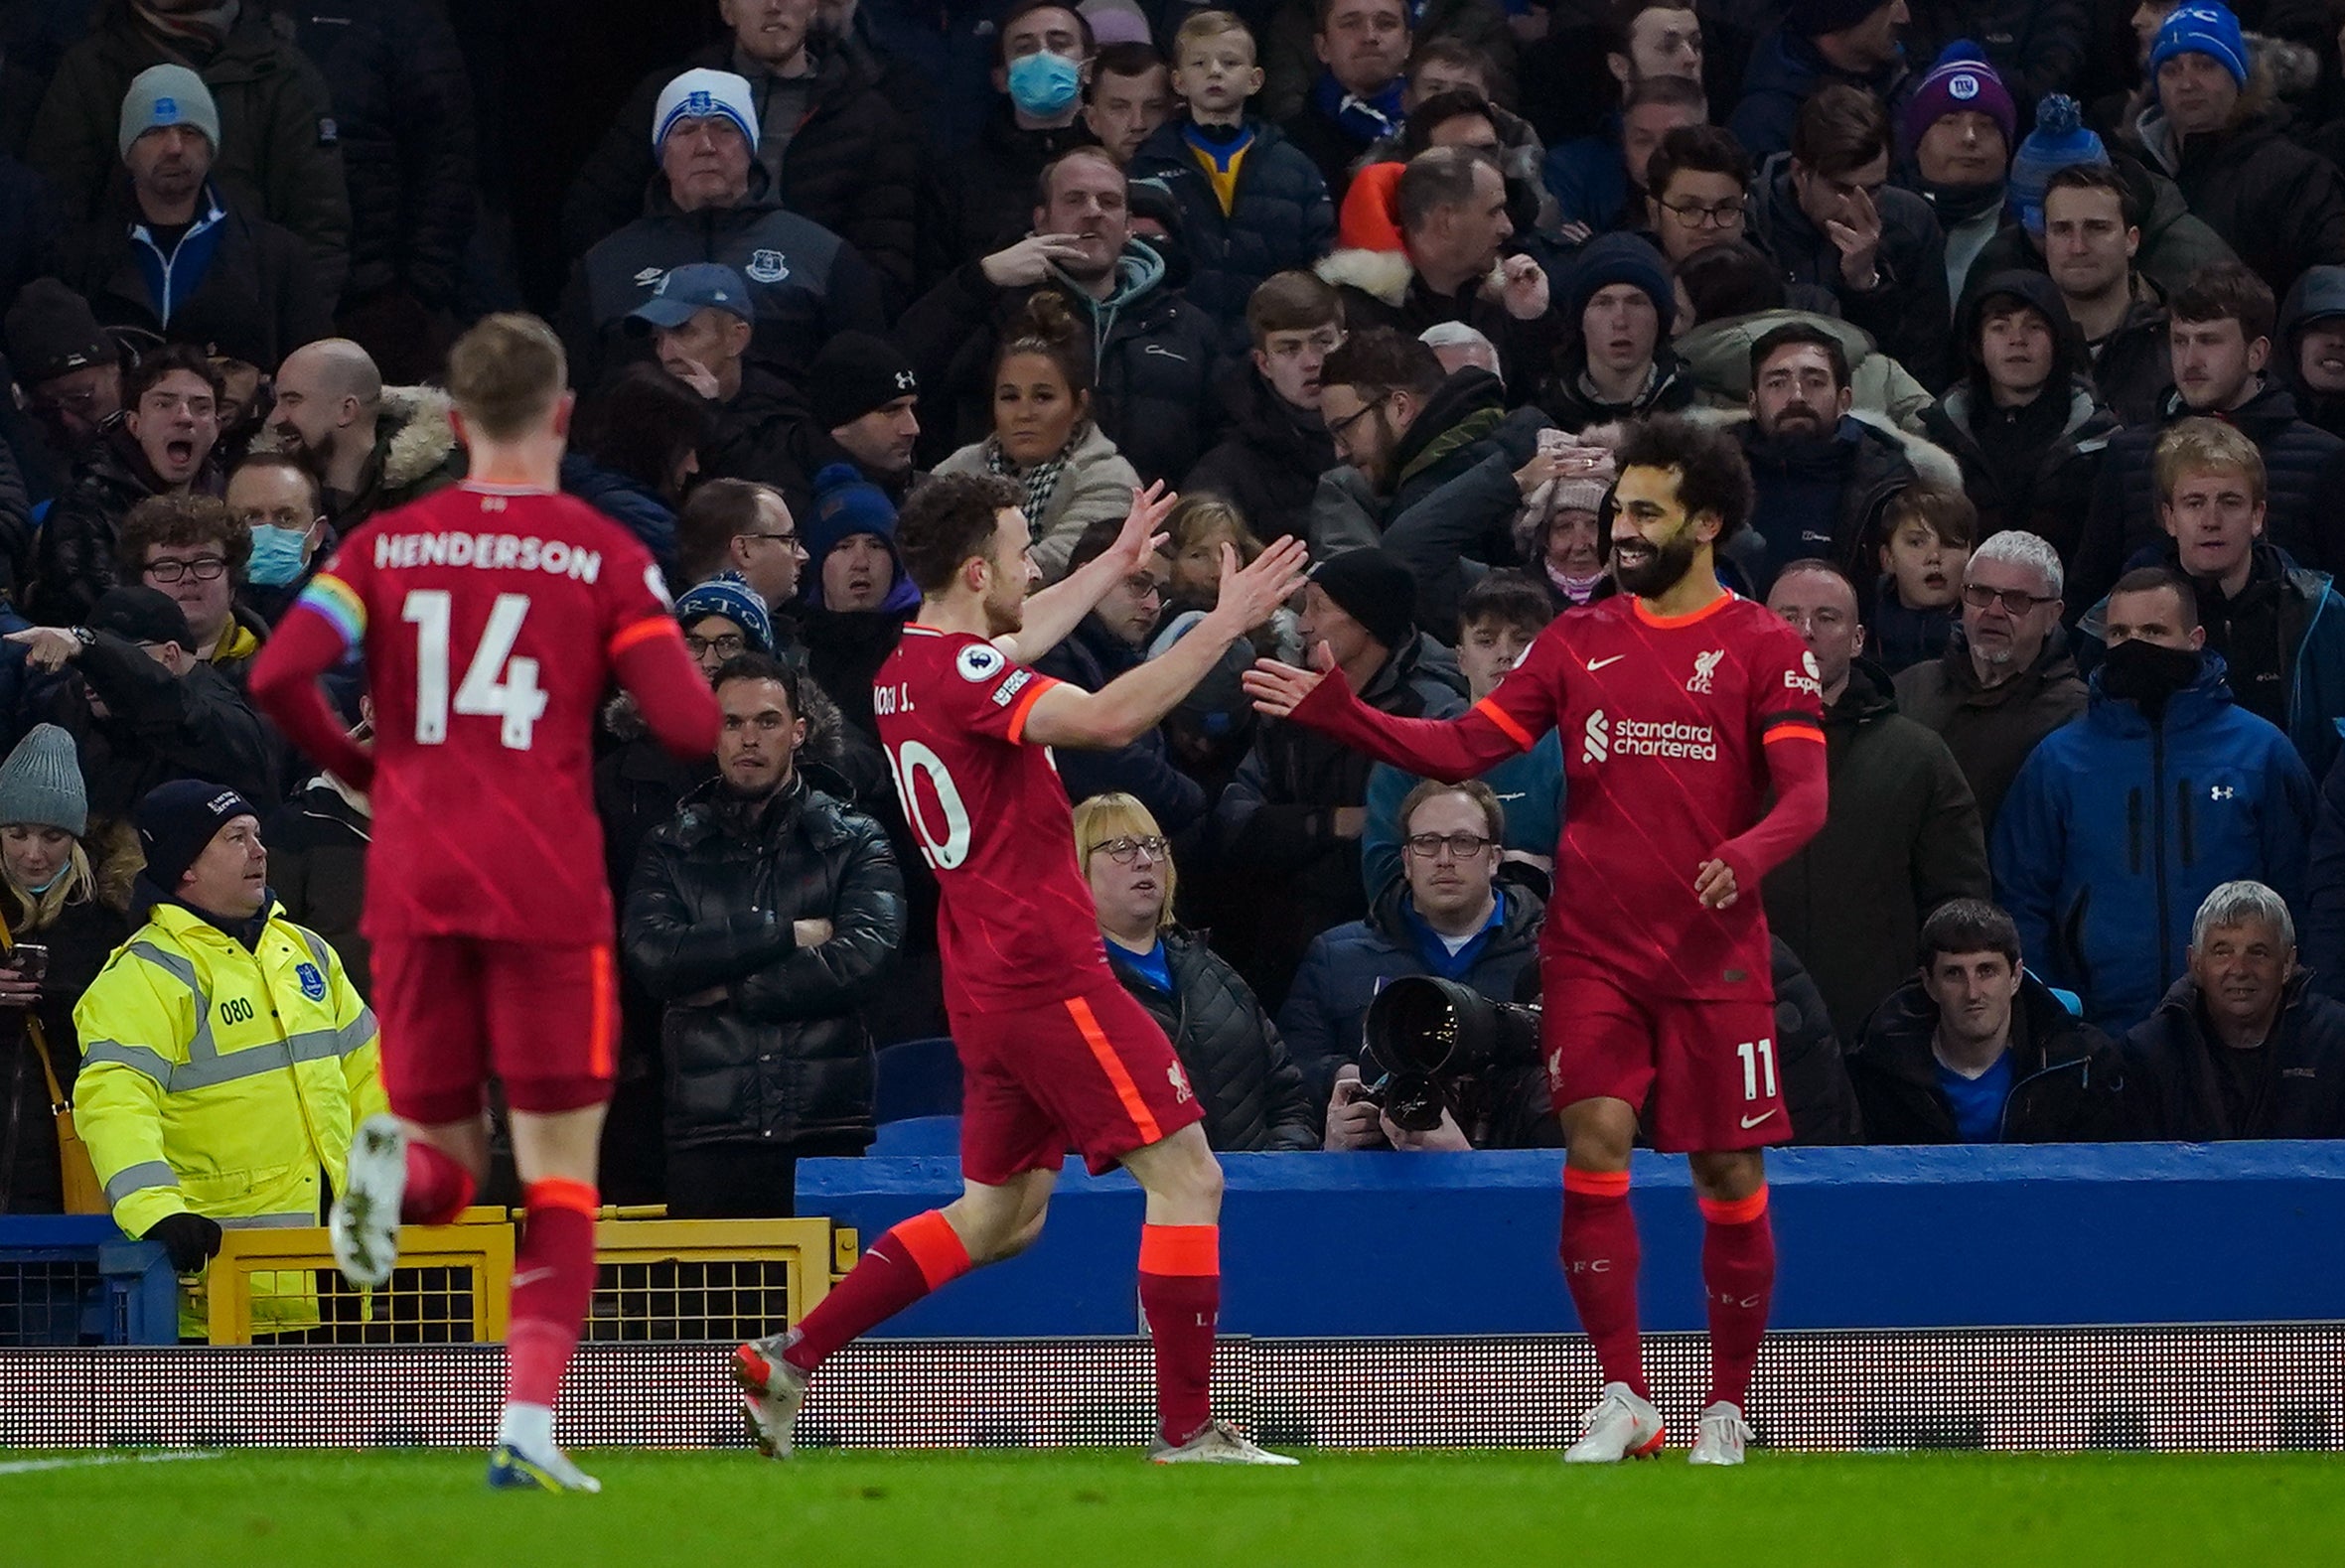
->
[1006, 50, 1082, 117]
[247, 524, 311, 587]
[2101, 637, 2201, 716]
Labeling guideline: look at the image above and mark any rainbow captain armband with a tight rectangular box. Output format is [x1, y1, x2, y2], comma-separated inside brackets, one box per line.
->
[296, 573, 367, 650]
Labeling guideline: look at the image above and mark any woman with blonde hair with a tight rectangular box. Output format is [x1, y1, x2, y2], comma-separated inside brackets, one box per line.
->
[0, 726, 134, 1212]
[1074, 793, 1316, 1151]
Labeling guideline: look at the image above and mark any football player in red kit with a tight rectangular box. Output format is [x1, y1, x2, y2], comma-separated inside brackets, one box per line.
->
[732, 472, 1308, 1465]
[249, 314, 721, 1493]
[1245, 415, 1829, 1467]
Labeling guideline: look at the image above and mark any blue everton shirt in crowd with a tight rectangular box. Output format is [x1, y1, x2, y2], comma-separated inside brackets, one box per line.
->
[1937, 1051, 2015, 1143]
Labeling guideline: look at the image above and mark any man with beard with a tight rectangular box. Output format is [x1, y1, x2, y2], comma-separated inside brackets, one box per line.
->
[896, 146, 1222, 485]
[1246, 414, 1829, 1468]
[1995, 565, 2314, 1035]
[53, 67, 332, 372]
[267, 338, 461, 536]
[732, 472, 1309, 1467]
[1894, 528, 2086, 833]
[623, 652, 906, 1219]
[2075, 419, 2345, 778]
[35, 346, 225, 626]
[1735, 323, 1925, 598]
[2278, 264, 2345, 443]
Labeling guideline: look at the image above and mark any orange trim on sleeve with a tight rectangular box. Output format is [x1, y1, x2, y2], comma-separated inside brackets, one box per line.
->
[1138, 1222, 1221, 1277]
[1472, 696, 1536, 750]
[607, 616, 676, 659]
[588, 945, 616, 1077]
[1763, 723, 1826, 746]
[524, 1177, 600, 1216]
[1697, 1187, 1770, 1226]
[892, 1209, 974, 1288]
[1066, 994, 1164, 1145]
[1004, 675, 1056, 745]
[1562, 1166, 1631, 1198]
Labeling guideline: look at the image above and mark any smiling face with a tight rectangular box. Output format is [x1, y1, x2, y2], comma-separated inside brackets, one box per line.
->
[992, 350, 1085, 467]
[1544, 507, 1603, 578]
[127, 369, 220, 488]
[2300, 320, 2345, 394]
[1609, 462, 1712, 597]
[2189, 918, 2292, 1041]
[1922, 948, 2018, 1053]
[821, 533, 897, 612]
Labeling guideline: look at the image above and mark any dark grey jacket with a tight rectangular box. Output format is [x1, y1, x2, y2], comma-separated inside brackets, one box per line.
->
[1107, 930, 1319, 1152]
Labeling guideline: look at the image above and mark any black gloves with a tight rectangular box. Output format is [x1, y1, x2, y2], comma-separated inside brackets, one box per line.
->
[144, 1212, 223, 1272]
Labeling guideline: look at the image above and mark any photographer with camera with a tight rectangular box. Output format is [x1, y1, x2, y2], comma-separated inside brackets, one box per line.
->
[1279, 779, 1553, 1150]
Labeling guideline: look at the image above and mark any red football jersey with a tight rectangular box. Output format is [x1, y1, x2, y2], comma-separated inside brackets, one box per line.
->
[292, 484, 679, 944]
[1481, 594, 1823, 999]
[874, 624, 1108, 1016]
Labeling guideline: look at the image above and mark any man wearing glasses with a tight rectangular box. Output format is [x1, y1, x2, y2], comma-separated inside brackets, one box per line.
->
[1894, 528, 2088, 833]
[1278, 777, 1549, 1153]
[1642, 124, 1752, 269]
[120, 492, 268, 679]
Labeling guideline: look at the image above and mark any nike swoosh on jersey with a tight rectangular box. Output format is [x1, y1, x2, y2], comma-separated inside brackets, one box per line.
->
[1585, 654, 1627, 671]
[1739, 1109, 1780, 1129]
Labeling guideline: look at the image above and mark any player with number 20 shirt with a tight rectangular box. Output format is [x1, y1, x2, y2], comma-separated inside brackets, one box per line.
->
[1245, 416, 1828, 1469]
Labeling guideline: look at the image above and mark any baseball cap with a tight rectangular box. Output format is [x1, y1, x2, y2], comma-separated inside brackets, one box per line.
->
[89, 586, 195, 649]
[627, 263, 756, 334]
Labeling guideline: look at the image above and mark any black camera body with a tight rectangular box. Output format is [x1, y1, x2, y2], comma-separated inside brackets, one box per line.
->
[1361, 975, 1542, 1133]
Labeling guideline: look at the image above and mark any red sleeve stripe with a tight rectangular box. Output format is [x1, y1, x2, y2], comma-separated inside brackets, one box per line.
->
[1763, 723, 1826, 746]
[1472, 696, 1535, 750]
[1004, 675, 1056, 745]
[607, 617, 676, 658]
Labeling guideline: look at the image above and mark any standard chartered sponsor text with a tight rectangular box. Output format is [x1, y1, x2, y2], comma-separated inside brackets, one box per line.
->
[1612, 718, 1717, 760]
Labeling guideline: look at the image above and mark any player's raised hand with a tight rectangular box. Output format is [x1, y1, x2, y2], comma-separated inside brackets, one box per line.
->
[1693, 855, 1739, 910]
[1210, 534, 1310, 633]
[1103, 481, 1178, 576]
[1242, 640, 1333, 719]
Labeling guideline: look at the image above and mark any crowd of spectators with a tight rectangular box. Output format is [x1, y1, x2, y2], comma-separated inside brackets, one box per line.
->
[8, 0, 2345, 1230]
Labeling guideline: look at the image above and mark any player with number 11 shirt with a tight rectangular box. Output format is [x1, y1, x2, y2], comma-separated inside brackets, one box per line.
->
[1245, 415, 1829, 1468]
[251, 315, 720, 1493]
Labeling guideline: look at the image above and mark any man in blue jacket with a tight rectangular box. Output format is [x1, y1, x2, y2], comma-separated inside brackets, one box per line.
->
[1995, 565, 2317, 1035]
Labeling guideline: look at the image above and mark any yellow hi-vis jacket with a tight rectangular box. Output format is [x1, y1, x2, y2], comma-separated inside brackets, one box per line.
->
[73, 900, 384, 1335]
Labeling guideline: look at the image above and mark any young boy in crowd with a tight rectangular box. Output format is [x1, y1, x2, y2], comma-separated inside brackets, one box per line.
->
[1871, 485, 1975, 673]
[1131, 11, 1335, 352]
[1184, 270, 1346, 541]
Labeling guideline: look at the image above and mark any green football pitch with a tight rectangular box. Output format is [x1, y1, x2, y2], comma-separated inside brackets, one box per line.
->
[7, 1449, 2343, 1565]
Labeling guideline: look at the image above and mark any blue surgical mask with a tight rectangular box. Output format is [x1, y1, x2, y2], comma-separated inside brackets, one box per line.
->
[1006, 50, 1082, 118]
[247, 524, 311, 587]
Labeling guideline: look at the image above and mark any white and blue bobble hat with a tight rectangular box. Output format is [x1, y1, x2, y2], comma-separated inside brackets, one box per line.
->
[117, 65, 220, 160]
[653, 69, 760, 155]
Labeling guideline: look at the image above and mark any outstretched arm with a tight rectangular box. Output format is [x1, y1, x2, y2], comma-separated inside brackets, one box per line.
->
[1243, 626, 1566, 782]
[994, 483, 1178, 666]
[1695, 728, 1828, 910]
[1021, 537, 1309, 751]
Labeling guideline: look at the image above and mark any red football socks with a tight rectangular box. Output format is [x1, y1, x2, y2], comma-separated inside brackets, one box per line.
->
[400, 1140, 476, 1226]
[507, 1179, 599, 1409]
[783, 1210, 971, 1373]
[1139, 1223, 1220, 1447]
[1559, 1166, 1648, 1399]
[1698, 1187, 1776, 1410]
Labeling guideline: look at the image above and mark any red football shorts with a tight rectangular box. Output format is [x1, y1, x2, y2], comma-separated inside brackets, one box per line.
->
[373, 936, 618, 1124]
[1542, 963, 1789, 1153]
[954, 983, 1205, 1186]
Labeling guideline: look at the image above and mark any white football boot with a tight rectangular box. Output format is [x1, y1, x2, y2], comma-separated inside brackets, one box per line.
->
[1686, 1401, 1752, 1466]
[1149, 1420, 1301, 1465]
[733, 1334, 811, 1458]
[1562, 1381, 1667, 1463]
[331, 1113, 407, 1289]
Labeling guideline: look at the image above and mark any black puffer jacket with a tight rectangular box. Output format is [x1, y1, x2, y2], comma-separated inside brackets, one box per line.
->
[1127, 116, 1334, 352]
[1921, 380, 2118, 565]
[1848, 969, 2127, 1143]
[895, 241, 1224, 486]
[1212, 631, 1467, 1006]
[0, 885, 130, 1212]
[623, 776, 907, 1153]
[44, 631, 281, 816]
[286, 0, 475, 309]
[2074, 380, 2345, 612]
[2131, 105, 2345, 300]
[1748, 154, 1953, 392]
[562, 43, 922, 311]
[55, 181, 334, 369]
[1539, 346, 1697, 434]
[1107, 929, 1318, 1152]
[1761, 658, 1993, 1043]
[1182, 364, 1335, 544]
[2124, 971, 2345, 1140]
